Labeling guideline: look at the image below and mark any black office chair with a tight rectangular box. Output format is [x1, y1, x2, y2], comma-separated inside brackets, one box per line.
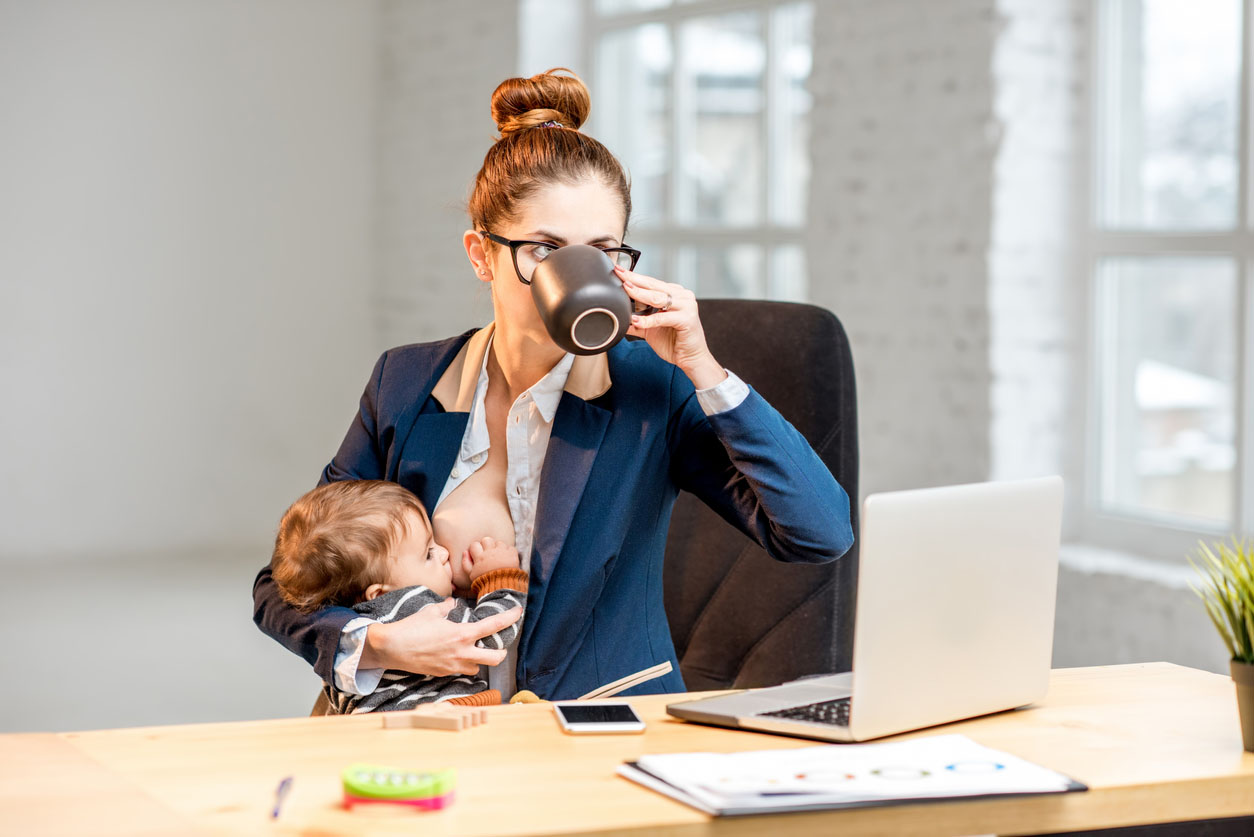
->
[662, 299, 859, 691]
[311, 299, 856, 715]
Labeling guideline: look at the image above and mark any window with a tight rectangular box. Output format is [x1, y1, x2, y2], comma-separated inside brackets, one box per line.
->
[1087, 0, 1251, 555]
[526, 0, 814, 300]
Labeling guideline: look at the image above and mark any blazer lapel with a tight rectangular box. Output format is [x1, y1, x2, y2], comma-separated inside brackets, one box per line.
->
[519, 373, 617, 690]
[387, 325, 499, 509]
[395, 412, 468, 512]
[383, 331, 474, 482]
[529, 394, 611, 592]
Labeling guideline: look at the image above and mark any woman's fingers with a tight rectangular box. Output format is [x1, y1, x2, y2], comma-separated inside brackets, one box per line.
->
[621, 282, 674, 311]
[618, 269, 692, 313]
[461, 646, 509, 668]
[448, 608, 520, 670]
[614, 264, 666, 289]
[372, 602, 521, 676]
[465, 606, 522, 641]
[630, 310, 685, 331]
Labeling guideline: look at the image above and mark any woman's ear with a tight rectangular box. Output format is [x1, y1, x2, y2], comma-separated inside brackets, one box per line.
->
[463, 229, 493, 284]
[363, 583, 391, 601]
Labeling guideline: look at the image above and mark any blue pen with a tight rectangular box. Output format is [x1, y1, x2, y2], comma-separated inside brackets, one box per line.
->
[272, 776, 293, 819]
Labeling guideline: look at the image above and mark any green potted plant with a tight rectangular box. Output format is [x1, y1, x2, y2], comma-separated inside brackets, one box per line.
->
[1190, 538, 1254, 752]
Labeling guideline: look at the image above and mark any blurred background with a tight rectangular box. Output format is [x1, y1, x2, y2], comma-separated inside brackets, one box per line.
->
[1, 0, 1248, 731]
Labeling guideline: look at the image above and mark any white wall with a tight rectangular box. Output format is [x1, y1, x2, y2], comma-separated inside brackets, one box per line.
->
[0, 0, 532, 734]
[806, 0, 1227, 675]
[0, 0, 380, 563]
[989, 0, 1085, 505]
[807, 0, 997, 497]
[375, 0, 519, 349]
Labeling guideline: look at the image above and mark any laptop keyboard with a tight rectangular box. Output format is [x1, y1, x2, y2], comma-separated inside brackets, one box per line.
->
[758, 696, 851, 727]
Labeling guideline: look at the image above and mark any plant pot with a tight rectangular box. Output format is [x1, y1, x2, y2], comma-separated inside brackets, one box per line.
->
[1230, 660, 1254, 752]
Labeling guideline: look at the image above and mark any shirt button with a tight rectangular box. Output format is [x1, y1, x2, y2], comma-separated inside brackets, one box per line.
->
[451, 468, 460, 479]
[472, 453, 483, 464]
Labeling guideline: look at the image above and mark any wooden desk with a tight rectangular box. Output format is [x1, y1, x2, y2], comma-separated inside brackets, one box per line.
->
[4, 663, 1253, 836]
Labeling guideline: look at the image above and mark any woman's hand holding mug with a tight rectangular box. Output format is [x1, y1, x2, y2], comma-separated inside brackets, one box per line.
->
[618, 265, 727, 390]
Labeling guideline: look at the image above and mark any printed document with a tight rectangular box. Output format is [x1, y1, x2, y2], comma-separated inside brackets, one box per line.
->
[618, 734, 1085, 816]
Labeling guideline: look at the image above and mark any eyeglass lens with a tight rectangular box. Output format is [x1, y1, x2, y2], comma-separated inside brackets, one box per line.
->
[515, 244, 636, 282]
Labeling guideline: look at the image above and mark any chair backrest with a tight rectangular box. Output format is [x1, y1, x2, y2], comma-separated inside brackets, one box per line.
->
[662, 299, 859, 691]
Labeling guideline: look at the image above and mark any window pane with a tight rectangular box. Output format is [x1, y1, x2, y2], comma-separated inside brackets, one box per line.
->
[770, 3, 813, 226]
[595, 0, 669, 13]
[1097, 258, 1236, 524]
[519, 0, 582, 76]
[1096, 0, 1240, 229]
[677, 245, 763, 297]
[596, 25, 672, 226]
[770, 245, 807, 302]
[677, 12, 764, 225]
[631, 241, 667, 281]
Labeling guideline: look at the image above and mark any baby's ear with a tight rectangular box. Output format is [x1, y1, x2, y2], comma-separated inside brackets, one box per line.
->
[363, 583, 390, 601]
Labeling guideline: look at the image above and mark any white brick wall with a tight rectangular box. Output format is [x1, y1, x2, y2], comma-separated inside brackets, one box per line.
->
[805, 0, 1088, 503]
[989, 0, 1086, 508]
[805, 0, 1224, 673]
[375, 0, 519, 350]
[806, 0, 999, 497]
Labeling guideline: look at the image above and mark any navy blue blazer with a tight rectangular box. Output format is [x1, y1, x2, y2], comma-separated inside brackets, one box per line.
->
[252, 328, 853, 699]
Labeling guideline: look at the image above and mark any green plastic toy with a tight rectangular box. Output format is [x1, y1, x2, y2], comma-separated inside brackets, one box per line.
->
[340, 764, 457, 810]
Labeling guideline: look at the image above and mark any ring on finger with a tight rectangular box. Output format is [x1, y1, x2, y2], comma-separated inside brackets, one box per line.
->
[661, 292, 673, 312]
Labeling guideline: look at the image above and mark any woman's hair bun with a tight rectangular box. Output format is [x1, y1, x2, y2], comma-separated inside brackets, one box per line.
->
[491, 67, 591, 138]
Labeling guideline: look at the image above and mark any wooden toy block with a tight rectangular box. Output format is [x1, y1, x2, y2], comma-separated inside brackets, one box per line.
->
[382, 705, 489, 731]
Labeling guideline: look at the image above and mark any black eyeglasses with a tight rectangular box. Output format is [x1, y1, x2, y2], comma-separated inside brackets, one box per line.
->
[479, 230, 641, 286]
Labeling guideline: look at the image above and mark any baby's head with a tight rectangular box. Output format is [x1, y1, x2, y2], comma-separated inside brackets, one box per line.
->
[271, 480, 453, 612]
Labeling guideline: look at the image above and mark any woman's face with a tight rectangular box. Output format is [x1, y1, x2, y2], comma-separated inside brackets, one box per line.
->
[469, 177, 627, 346]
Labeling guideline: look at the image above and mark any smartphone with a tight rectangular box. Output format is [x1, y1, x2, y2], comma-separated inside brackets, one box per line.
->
[552, 702, 646, 734]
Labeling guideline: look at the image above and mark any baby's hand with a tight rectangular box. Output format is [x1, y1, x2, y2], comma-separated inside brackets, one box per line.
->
[463, 536, 521, 582]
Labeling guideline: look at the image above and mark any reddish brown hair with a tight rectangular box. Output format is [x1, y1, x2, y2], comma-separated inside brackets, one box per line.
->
[270, 480, 430, 612]
[469, 68, 632, 239]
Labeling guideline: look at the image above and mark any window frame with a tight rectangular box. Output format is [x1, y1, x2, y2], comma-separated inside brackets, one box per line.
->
[579, 0, 813, 300]
[1080, 0, 1254, 559]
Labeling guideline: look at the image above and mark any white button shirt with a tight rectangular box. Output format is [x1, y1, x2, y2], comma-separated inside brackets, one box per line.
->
[334, 337, 749, 699]
[437, 338, 571, 699]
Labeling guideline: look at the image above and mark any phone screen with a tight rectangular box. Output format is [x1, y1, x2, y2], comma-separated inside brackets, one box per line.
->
[556, 704, 641, 724]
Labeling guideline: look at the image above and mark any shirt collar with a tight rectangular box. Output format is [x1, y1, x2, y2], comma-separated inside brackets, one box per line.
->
[431, 322, 610, 414]
[528, 350, 574, 423]
[461, 333, 575, 456]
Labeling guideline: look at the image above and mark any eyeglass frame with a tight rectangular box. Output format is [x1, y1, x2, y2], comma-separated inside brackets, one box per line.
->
[478, 230, 642, 286]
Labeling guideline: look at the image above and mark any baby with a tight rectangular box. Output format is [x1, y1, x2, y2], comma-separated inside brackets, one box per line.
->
[270, 479, 527, 712]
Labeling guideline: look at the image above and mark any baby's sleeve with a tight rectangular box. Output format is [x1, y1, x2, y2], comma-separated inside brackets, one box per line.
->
[447, 569, 528, 651]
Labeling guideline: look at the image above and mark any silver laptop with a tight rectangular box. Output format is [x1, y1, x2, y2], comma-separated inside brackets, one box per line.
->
[667, 476, 1063, 742]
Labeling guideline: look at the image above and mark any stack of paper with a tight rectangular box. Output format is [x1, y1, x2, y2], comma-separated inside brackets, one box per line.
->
[618, 734, 1085, 816]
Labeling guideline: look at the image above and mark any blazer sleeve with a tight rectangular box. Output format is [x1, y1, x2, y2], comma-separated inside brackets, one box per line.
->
[665, 367, 854, 564]
[251, 351, 391, 684]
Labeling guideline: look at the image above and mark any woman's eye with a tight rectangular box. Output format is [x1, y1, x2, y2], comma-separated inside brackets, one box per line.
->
[529, 244, 555, 261]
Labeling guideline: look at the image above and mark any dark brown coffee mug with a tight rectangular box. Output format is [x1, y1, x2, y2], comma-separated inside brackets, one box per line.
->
[530, 244, 634, 355]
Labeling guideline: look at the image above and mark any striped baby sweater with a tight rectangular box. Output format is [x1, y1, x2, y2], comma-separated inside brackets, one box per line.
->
[326, 568, 528, 714]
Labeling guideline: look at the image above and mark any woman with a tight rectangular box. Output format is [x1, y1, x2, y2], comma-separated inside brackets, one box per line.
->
[252, 68, 853, 701]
